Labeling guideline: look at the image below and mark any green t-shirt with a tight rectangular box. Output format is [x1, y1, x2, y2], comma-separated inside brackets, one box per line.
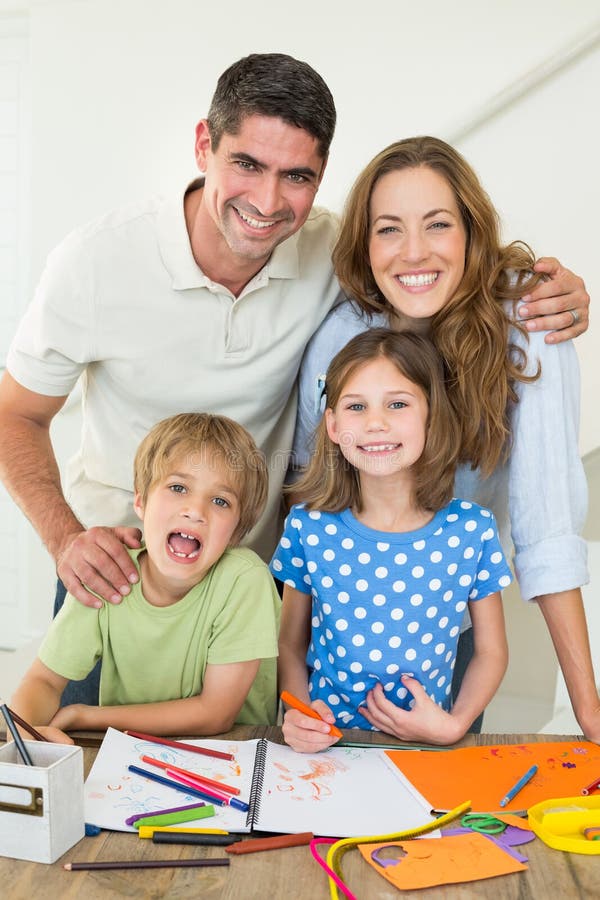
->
[39, 547, 280, 724]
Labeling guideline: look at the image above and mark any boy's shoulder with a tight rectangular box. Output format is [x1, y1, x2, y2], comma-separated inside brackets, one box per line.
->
[211, 546, 272, 576]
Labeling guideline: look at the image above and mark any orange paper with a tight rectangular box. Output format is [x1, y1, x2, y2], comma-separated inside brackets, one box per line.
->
[359, 832, 526, 889]
[386, 741, 600, 812]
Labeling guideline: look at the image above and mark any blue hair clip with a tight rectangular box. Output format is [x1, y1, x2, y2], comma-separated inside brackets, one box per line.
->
[313, 374, 327, 415]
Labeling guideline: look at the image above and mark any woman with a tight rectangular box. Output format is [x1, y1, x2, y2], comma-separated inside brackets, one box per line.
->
[291, 136, 599, 741]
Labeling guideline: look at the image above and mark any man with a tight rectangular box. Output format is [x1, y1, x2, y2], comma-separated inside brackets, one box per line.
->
[0, 52, 590, 617]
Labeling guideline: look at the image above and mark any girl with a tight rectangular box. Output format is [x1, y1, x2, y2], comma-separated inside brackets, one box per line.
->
[271, 329, 510, 751]
[290, 137, 598, 742]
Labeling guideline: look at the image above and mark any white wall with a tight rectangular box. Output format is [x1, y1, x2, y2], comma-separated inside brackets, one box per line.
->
[21, 0, 599, 450]
[1, 0, 599, 722]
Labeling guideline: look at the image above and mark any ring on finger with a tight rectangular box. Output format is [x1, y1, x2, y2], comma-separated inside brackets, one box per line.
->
[568, 308, 580, 326]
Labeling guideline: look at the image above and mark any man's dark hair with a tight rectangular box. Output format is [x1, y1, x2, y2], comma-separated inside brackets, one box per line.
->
[207, 53, 336, 158]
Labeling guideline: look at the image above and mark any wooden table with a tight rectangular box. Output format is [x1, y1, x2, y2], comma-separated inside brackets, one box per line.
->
[1, 727, 598, 899]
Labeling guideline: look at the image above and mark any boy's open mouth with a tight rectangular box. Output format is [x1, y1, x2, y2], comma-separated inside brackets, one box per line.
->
[167, 532, 201, 559]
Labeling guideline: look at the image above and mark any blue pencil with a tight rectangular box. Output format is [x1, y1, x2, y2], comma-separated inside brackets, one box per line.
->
[128, 764, 228, 807]
[0, 701, 33, 766]
[499, 764, 538, 807]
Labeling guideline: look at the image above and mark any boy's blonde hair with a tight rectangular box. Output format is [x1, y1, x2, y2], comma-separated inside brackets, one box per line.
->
[134, 413, 268, 544]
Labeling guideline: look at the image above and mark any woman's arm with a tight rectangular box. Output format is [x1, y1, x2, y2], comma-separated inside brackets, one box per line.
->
[278, 584, 339, 751]
[507, 328, 596, 737]
[50, 658, 261, 736]
[537, 589, 600, 742]
[362, 592, 508, 744]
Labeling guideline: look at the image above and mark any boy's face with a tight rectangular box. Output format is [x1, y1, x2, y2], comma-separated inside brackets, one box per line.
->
[134, 451, 241, 604]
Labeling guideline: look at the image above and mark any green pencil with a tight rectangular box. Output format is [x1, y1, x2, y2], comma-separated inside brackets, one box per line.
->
[338, 740, 448, 751]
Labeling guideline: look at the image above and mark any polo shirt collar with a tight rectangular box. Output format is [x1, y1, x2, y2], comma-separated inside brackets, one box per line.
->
[157, 179, 300, 291]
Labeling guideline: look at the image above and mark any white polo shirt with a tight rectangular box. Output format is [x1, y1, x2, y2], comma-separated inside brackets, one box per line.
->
[7, 182, 342, 560]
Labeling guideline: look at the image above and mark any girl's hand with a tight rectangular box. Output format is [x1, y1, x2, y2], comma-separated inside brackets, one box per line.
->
[361, 677, 465, 746]
[282, 699, 341, 753]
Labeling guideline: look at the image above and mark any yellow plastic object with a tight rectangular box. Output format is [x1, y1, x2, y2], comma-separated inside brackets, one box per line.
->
[325, 800, 471, 900]
[528, 795, 600, 854]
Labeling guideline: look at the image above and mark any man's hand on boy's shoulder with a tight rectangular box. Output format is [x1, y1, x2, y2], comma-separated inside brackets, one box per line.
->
[57, 525, 142, 609]
[520, 258, 590, 343]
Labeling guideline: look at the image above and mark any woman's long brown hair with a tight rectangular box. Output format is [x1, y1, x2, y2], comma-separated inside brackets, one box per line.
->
[333, 136, 541, 475]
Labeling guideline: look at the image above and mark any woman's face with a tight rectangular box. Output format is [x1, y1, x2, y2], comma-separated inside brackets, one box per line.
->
[368, 166, 467, 319]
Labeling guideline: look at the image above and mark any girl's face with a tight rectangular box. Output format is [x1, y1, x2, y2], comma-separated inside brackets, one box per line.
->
[325, 356, 429, 479]
[368, 166, 467, 319]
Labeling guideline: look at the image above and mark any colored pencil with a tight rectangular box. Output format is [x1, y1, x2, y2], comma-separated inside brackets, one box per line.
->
[226, 832, 314, 854]
[141, 754, 240, 795]
[581, 776, 600, 796]
[152, 832, 241, 847]
[165, 768, 249, 812]
[128, 763, 224, 806]
[499, 764, 538, 807]
[64, 858, 230, 871]
[132, 806, 216, 829]
[338, 740, 447, 751]
[138, 825, 229, 838]
[124, 729, 234, 760]
[0, 700, 33, 765]
[5, 708, 49, 742]
[280, 691, 343, 739]
[125, 801, 206, 827]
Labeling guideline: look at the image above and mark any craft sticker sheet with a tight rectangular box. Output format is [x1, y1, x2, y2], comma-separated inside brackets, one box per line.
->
[386, 741, 600, 812]
[359, 832, 527, 890]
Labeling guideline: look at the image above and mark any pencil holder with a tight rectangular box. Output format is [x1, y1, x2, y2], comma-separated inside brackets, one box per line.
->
[0, 740, 84, 863]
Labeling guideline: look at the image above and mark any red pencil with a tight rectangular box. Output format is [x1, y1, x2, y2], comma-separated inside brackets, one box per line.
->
[141, 754, 240, 795]
[124, 730, 234, 761]
[280, 691, 343, 739]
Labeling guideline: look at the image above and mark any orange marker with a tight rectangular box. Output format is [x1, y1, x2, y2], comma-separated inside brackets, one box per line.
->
[280, 691, 343, 739]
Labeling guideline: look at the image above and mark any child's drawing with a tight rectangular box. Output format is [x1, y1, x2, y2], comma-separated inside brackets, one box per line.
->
[269, 753, 351, 803]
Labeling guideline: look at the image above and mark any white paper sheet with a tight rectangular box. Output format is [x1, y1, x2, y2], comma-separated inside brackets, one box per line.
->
[84, 728, 437, 838]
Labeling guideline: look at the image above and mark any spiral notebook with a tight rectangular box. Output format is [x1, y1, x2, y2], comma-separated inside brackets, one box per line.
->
[84, 727, 435, 837]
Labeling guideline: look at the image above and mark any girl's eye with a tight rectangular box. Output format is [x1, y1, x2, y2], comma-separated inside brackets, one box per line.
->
[347, 403, 365, 411]
[390, 401, 407, 409]
[213, 497, 230, 508]
[169, 484, 186, 493]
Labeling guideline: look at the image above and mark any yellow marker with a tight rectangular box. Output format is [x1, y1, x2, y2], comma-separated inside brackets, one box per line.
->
[138, 825, 229, 839]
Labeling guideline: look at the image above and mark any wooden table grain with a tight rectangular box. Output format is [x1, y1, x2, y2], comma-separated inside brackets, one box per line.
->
[1, 727, 597, 899]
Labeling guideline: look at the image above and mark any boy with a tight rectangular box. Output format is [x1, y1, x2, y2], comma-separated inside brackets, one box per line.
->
[10, 413, 280, 742]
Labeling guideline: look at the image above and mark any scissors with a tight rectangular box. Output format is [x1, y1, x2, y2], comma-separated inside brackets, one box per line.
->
[460, 813, 507, 835]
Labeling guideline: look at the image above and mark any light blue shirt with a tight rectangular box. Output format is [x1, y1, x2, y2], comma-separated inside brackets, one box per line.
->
[291, 300, 588, 602]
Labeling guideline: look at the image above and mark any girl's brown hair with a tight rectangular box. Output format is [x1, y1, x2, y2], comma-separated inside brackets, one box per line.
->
[332, 136, 541, 475]
[293, 328, 461, 513]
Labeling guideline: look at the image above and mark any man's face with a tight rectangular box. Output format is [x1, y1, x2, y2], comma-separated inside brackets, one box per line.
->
[195, 114, 326, 265]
